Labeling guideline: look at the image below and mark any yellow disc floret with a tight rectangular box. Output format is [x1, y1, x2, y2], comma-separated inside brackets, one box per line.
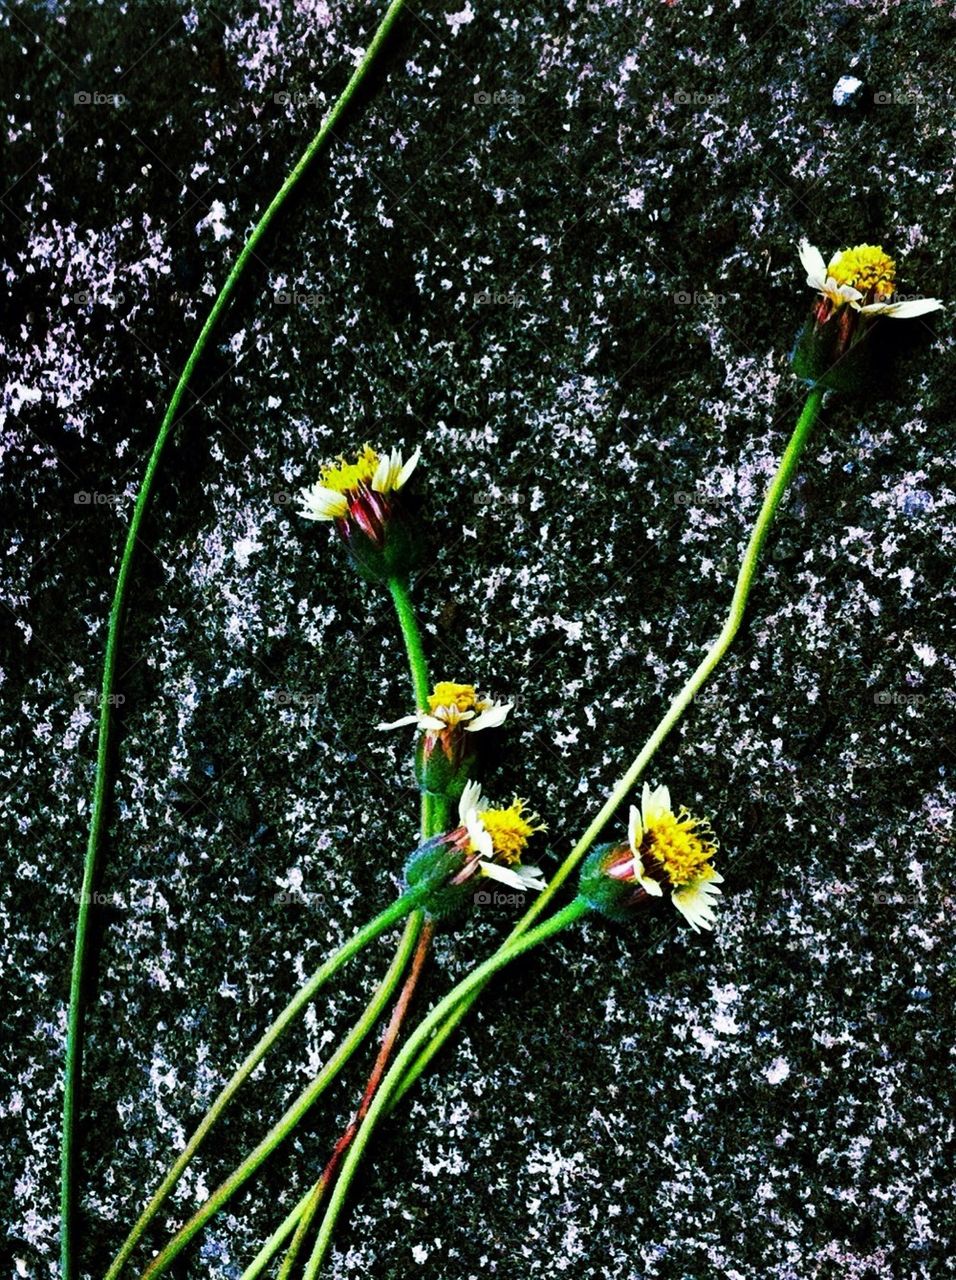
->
[428, 682, 483, 714]
[643, 809, 717, 887]
[828, 244, 896, 299]
[478, 799, 542, 864]
[319, 444, 380, 495]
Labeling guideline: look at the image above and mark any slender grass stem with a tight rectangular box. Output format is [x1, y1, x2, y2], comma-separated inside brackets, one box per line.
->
[104, 889, 422, 1280]
[62, 4, 411, 1276]
[303, 898, 592, 1277]
[392, 385, 828, 1102]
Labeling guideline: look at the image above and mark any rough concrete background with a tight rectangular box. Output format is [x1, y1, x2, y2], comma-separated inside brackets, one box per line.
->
[2, 1, 954, 1277]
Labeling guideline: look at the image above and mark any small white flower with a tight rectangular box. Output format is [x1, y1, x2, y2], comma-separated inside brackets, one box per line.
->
[798, 238, 944, 320]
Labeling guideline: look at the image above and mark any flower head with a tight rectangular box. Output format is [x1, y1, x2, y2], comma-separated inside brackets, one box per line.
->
[379, 680, 512, 736]
[793, 240, 944, 392]
[379, 681, 513, 800]
[580, 782, 722, 932]
[404, 781, 546, 917]
[298, 443, 421, 579]
[799, 240, 944, 322]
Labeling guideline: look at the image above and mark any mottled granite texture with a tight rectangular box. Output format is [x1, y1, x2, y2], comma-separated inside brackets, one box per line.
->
[2, 1, 954, 1277]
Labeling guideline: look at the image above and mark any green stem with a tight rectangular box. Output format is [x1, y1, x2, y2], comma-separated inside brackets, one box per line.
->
[387, 576, 431, 710]
[104, 889, 422, 1280]
[392, 384, 827, 1102]
[62, 4, 412, 1276]
[275, 918, 435, 1278]
[240, 1191, 314, 1280]
[138, 913, 423, 1280]
[303, 898, 591, 1278]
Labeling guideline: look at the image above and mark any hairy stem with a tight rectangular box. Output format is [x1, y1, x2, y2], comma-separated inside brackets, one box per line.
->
[276, 920, 436, 1277]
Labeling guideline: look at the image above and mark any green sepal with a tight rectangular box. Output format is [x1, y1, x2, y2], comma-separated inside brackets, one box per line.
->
[403, 836, 472, 921]
[790, 311, 888, 395]
[579, 843, 644, 923]
[345, 511, 423, 583]
[415, 734, 477, 800]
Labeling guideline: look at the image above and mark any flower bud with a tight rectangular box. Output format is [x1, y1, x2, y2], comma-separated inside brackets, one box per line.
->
[298, 443, 422, 581]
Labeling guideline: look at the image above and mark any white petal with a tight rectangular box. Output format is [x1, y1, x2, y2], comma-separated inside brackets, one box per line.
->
[832, 281, 863, 302]
[458, 780, 484, 825]
[480, 861, 528, 890]
[299, 485, 348, 520]
[396, 444, 421, 488]
[376, 713, 424, 731]
[862, 297, 945, 319]
[636, 868, 664, 897]
[627, 804, 643, 855]
[465, 702, 511, 732]
[641, 781, 671, 825]
[515, 863, 547, 891]
[798, 239, 827, 289]
[672, 879, 722, 932]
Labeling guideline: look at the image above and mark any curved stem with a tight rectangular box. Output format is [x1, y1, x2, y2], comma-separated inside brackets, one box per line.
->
[392, 384, 827, 1102]
[104, 889, 421, 1280]
[62, 4, 412, 1276]
[138, 913, 423, 1280]
[276, 919, 435, 1277]
[303, 898, 591, 1278]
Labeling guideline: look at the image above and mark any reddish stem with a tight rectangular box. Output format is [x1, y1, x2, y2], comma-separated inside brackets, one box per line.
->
[278, 919, 435, 1276]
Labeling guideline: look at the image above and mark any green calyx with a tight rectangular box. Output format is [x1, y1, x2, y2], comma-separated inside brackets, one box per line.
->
[578, 843, 646, 923]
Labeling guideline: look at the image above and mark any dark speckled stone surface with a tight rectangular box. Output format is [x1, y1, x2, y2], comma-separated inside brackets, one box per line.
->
[2, 1, 954, 1277]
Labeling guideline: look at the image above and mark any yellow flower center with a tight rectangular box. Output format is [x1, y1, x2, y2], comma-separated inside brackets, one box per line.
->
[643, 809, 717, 888]
[319, 444, 379, 495]
[428, 682, 483, 714]
[828, 244, 896, 299]
[478, 799, 541, 864]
